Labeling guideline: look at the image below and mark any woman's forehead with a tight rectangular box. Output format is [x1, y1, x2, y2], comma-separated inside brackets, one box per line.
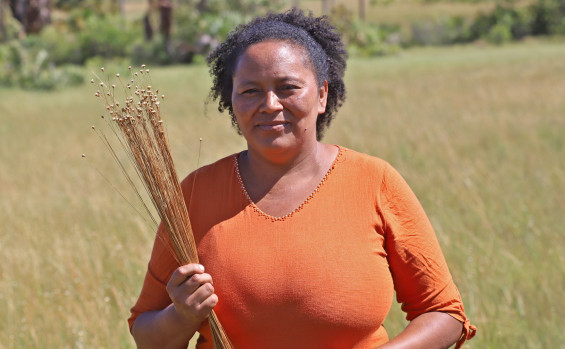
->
[234, 40, 314, 77]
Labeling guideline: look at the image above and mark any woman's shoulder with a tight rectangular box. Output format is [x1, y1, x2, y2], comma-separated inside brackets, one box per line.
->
[179, 152, 239, 190]
[338, 145, 391, 173]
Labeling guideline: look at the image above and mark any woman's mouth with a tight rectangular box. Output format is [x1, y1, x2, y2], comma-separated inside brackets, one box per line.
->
[256, 121, 289, 132]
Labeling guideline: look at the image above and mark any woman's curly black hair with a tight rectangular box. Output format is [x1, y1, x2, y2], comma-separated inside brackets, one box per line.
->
[206, 8, 348, 140]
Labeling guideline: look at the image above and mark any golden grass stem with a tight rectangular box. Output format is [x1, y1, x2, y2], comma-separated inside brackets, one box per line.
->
[92, 66, 233, 348]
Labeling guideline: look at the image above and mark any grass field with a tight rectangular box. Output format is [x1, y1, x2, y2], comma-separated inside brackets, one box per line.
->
[1, 38, 564, 348]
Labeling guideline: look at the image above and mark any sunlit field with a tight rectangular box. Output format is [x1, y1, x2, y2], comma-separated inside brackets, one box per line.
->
[1, 39, 564, 348]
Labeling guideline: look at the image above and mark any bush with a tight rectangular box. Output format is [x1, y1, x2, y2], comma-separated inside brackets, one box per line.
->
[0, 15, 25, 43]
[331, 5, 401, 57]
[76, 12, 139, 64]
[169, 8, 247, 62]
[486, 23, 513, 44]
[0, 40, 84, 90]
[411, 16, 473, 46]
[31, 26, 83, 65]
[130, 36, 173, 66]
[131, 0, 285, 65]
[404, 1, 565, 47]
[1, 9, 140, 67]
[469, 5, 529, 44]
[466, 1, 565, 44]
[530, 0, 565, 35]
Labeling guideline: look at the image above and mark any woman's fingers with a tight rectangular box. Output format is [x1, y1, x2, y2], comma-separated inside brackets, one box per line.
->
[167, 264, 205, 289]
[166, 264, 218, 322]
[186, 282, 218, 317]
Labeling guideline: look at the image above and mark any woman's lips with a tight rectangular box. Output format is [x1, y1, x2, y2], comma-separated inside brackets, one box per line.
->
[256, 121, 289, 132]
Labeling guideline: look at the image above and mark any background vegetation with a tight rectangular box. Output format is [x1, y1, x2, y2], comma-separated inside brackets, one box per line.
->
[1, 0, 565, 89]
[1, 0, 564, 348]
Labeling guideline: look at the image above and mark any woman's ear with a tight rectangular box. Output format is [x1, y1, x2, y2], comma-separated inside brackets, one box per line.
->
[318, 80, 328, 114]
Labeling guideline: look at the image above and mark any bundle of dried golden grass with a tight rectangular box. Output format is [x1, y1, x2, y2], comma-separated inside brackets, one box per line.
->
[90, 65, 232, 349]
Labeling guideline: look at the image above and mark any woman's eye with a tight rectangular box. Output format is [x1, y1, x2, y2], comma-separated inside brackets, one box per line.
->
[242, 88, 259, 95]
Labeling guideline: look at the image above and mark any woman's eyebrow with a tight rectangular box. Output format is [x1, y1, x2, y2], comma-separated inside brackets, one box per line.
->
[235, 76, 305, 85]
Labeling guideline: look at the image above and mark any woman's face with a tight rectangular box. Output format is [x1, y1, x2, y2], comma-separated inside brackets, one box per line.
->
[231, 40, 328, 160]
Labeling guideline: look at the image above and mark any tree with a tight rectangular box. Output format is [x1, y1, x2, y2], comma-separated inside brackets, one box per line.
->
[322, 0, 335, 15]
[8, 0, 51, 34]
[0, 0, 7, 41]
[359, 0, 367, 20]
[144, 0, 173, 52]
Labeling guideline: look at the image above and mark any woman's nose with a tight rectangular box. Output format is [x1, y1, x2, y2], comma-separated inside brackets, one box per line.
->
[260, 90, 283, 113]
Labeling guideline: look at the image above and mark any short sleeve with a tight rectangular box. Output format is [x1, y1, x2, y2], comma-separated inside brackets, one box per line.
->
[379, 163, 476, 347]
[128, 223, 180, 331]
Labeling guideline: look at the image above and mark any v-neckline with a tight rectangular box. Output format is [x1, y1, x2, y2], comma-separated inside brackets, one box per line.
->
[233, 145, 343, 221]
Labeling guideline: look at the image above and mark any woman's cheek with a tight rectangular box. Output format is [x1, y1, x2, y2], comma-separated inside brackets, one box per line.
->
[232, 98, 247, 117]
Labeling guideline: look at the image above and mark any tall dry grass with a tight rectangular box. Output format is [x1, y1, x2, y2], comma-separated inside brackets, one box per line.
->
[1, 39, 564, 348]
[328, 39, 565, 348]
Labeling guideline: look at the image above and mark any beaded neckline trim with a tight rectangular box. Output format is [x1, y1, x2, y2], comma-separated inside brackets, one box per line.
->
[233, 145, 343, 222]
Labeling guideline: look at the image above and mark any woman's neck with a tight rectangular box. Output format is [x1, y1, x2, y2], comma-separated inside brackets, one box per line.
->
[245, 140, 320, 176]
[239, 141, 335, 205]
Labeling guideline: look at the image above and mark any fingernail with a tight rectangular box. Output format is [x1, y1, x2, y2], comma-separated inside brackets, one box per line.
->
[198, 264, 205, 272]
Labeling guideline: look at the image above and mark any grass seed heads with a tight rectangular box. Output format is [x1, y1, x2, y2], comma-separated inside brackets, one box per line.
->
[89, 65, 233, 348]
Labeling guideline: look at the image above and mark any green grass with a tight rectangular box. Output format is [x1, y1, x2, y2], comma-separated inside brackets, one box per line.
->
[1, 39, 564, 348]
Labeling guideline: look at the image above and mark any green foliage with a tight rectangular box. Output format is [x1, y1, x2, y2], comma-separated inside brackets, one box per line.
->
[402, 0, 565, 46]
[2, 9, 139, 67]
[486, 22, 513, 44]
[170, 7, 248, 62]
[0, 8, 136, 89]
[54, 0, 120, 14]
[469, 4, 532, 43]
[128, 0, 286, 65]
[0, 14, 24, 42]
[3, 0, 564, 73]
[31, 26, 82, 65]
[193, 0, 286, 14]
[529, 0, 565, 35]
[0, 39, 84, 90]
[130, 36, 174, 66]
[464, 0, 565, 44]
[410, 16, 473, 46]
[331, 5, 401, 57]
[73, 11, 139, 64]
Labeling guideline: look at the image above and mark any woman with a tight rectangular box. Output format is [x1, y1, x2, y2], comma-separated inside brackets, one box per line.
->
[129, 9, 476, 349]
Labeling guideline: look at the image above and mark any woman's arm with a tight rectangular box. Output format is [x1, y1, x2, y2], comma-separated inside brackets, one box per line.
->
[131, 264, 218, 349]
[378, 163, 473, 348]
[378, 312, 463, 349]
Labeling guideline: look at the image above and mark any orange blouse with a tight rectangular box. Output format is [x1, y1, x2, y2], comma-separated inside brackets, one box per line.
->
[129, 146, 476, 348]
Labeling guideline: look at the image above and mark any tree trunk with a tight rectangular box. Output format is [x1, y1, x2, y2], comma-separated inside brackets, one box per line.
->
[159, 0, 172, 52]
[143, 13, 153, 40]
[117, 0, 125, 17]
[196, 0, 209, 12]
[0, 0, 7, 42]
[322, 0, 334, 15]
[8, 0, 50, 34]
[144, 0, 155, 41]
[359, 0, 366, 21]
